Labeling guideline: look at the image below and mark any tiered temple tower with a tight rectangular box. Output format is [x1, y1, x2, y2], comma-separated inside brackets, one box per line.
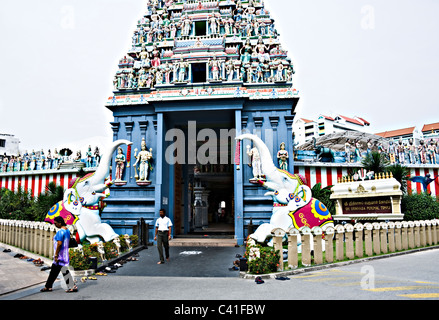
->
[105, 0, 300, 245]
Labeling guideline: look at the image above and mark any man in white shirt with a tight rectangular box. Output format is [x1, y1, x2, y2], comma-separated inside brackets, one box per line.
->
[154, 208, 173, 264]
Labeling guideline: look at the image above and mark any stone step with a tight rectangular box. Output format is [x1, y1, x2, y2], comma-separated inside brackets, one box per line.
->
[170, 238, 238, 247]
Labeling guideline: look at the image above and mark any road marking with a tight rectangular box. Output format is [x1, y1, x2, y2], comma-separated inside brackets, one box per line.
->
[398, 293, 439, 299]
[304, 276, 360, 282]
[364, 286, 439, 292]
[333, 280, 396, 287]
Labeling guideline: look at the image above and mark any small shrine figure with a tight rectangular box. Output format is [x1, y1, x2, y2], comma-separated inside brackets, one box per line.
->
[124, 234, 132, 251]
[428, 139, 437, 164]
[52, 148, 60, 169]
[175, 57, 188, 83]
[151, 45, 161, 67]
[74, 150, 82, 162]
[180, 14, 192, 37]
[46, 150, 52, 170]
[97, 241, 107, 261]
[388, 140, 396, 164]
[247, 145, 263, 181]
[115, 147, 126, 182]
[354, 141, 362, 162]
[277, 142, 289, 171]
[164, 62, 172, 84]
[86, 145, 93, 168]
[94, 146, 101, 165]
[134, 138, 153, 183]
[208, 14, 219, 34]
[366, 139, 373, 155]
[113, 237, 121, 256]
[208, 55, 221, 82]
[344, 140, 352, 163]
[255, 36, 270, 63]
[418, 139, 427, 164]
[240, 38, 252, 65]
[397, 138, 405, 164]
[275, 61, 284, 82]
[225, 58, 235, 81]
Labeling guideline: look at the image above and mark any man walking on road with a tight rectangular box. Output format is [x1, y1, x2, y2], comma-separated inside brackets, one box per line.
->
[154, 208, 173, 264]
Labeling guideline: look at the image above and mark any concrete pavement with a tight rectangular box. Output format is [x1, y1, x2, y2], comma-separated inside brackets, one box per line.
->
[2, 243, 439, 301]
[0, 244, 246, 300]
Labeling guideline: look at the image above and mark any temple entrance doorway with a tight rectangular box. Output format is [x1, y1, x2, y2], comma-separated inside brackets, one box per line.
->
[166, 110, 236, 244]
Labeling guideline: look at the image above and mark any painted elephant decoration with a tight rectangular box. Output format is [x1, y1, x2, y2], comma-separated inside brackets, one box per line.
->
[236, 134, 334, 244]
[46, 139, 133, 244]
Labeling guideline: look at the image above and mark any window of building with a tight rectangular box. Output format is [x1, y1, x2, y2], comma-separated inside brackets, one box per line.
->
[191, 63, 207, 83]
[195, 21, 207, 36]
[0, 139, 5, 148]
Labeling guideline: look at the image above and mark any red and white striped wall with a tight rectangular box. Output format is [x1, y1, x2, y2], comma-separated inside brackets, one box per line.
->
[293, 164, 439, 197]
[0, 171, 79, 198]
[1, 165, 438, 198]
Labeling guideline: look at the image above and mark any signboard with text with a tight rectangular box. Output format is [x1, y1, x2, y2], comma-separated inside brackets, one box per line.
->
[342, 197, 392, 215]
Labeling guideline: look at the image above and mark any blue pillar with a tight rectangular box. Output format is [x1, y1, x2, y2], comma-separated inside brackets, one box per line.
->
[154, 113, 164, 242]
[234, 109, 244, 246]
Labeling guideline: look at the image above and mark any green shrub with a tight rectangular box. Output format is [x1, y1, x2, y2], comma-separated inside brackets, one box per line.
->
[69, 248, 92, 271]
[104, 242, 119, 260]
[244, 240, 280, 274]
[402, 193, 439, 221]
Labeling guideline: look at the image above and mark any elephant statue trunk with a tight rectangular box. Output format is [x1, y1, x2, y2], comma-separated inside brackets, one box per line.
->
[235, 134, 334, 245]
[47, 139, 133, 244]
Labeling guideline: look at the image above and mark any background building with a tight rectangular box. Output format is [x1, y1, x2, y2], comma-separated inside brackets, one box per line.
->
[0, 134, 20, 156]
[293, 114, 371, 145]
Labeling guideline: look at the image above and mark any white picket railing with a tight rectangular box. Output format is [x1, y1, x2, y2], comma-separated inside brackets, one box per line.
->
[253, 219, 439, 272]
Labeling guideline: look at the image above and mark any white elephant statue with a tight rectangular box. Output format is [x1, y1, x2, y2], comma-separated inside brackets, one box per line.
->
[236, 134, 334, 245]
[47, 139, 133, 244]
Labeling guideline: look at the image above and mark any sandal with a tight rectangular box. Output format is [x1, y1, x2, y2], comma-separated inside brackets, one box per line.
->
[40, 287, 52, 292]
[66, 286, 78, 293]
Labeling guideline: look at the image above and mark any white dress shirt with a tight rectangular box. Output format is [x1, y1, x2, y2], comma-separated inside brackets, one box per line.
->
[155, 216, 173, 231]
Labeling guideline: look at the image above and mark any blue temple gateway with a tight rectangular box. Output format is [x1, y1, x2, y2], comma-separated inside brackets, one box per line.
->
[104, 0, 300, 245]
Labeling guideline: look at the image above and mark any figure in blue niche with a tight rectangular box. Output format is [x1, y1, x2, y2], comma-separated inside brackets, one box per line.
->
[277, 142, 289, 171]
[410, 174, 439, 194]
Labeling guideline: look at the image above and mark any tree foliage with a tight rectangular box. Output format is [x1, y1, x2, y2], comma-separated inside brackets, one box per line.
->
[0, 182, 64, 221]
[402, 193, 439, 221]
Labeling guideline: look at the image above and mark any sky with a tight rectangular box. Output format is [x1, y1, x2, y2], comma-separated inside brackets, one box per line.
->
[0, 0, 438, 153]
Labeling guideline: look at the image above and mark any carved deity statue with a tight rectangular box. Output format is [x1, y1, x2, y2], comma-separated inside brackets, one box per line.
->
[114, 147, 126, 182]
[208, 55, 221, 81]
[277, 142, 289, 171]
[397, 138, 405, 164]
[134, 138, 153, 182]
[247, 145, 263, 180]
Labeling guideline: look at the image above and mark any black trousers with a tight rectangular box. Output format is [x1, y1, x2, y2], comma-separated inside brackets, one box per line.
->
[157, 231, 170, 263]
[45, 263, 74, 290]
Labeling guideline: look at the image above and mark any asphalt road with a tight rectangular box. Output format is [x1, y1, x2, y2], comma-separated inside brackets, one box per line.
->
[6, 246, 439, 302]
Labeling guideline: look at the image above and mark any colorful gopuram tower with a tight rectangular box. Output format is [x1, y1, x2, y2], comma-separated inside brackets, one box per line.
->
[105, 0, 300, 245]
